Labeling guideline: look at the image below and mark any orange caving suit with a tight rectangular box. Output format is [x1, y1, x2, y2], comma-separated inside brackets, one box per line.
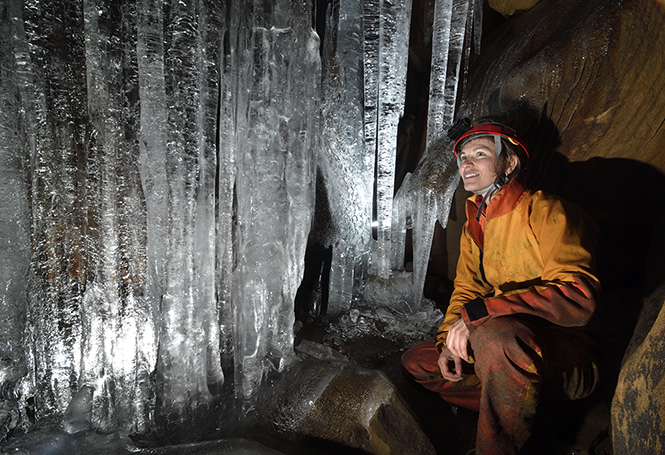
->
[402, 179, 601, 455]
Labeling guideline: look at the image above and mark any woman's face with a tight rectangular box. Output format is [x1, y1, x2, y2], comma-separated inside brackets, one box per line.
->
[458, 136, 499, 193]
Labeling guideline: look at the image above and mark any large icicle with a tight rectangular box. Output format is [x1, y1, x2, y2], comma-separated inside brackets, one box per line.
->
[81, 0, 156, 433]
[0, 1, 31, 437]
[135, 0, 168, 434]
[217, 0, 242, 411]
[426, 0, 454, 148]
[230, 0, 319, 412]
[150, 0, 225, 438]
[392, 0, 481, 307]
[373, 0, 413, 279]
[320, 0, 370, 315]
[18, 0, 89, 419]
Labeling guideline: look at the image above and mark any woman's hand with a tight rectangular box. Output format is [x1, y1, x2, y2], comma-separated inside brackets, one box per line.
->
[437, 348, 464, 382]
[446, 319, 471, 362]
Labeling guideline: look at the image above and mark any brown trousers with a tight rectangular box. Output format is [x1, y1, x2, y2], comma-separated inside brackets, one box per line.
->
[402, 316, 598, 455]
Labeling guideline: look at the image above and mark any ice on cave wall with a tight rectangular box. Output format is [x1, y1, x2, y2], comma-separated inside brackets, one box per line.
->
[0, 0, 481, 438]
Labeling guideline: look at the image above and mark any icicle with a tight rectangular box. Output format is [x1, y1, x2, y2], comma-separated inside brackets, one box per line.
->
[442, 0, 472, 126]
[19, 0, 89, 419]
[374, 0, 413, 279]
[0, 0, 31, 438]
[411, 191, 438, 308]
[232, 0, 319, 412]
[328, 244, 356, 315]
[135, 0, 169, 434]
[321, 0, 370, 315]
[426, 0, 454, 147]
[217, 0, 240, 409]
[390, 172, 411, 271]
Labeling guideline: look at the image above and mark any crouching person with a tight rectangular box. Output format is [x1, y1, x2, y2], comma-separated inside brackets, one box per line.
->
[402, 116, 600, 455]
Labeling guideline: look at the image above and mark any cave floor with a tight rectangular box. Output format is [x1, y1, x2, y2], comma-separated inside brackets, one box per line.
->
[295, 318, 614, 455]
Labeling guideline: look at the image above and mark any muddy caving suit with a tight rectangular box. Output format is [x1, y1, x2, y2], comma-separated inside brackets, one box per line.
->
[402, 179, 601, 455]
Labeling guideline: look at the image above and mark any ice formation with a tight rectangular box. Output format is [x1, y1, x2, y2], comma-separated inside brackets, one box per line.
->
[0, 0, 482, 442]
[392, 0, 483, 307]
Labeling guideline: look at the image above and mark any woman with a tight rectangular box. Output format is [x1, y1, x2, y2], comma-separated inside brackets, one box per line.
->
[402, 117, 601, 455]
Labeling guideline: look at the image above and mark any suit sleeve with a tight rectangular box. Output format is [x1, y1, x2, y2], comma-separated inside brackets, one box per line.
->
[435, 223, 492, 351]
[461, 196, 600, 329]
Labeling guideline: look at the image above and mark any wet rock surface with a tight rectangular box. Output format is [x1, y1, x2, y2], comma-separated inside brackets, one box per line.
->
[611, 285, 665, 454]
[265, 356, 436, 455]
[487, 0, 541, 17]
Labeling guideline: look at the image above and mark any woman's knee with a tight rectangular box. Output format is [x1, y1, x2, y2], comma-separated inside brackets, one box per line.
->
[471, 317, 543, 373]
[401, 338, 439, 379]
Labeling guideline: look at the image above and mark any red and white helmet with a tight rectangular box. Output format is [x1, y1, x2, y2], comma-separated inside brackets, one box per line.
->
[449, 116, 529, 169]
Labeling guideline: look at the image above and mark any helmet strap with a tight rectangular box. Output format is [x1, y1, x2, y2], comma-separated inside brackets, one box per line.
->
[474, 174, 510, 222]
[494, 135, 502, 158]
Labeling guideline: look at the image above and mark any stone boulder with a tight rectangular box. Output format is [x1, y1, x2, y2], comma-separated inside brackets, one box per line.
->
[612, 285, 665, 454]
[263, 349, 436, 455]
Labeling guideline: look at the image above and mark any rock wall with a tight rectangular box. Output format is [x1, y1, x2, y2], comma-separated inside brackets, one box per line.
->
[462, 0, 665, 173]
[612, 285, 665, 454]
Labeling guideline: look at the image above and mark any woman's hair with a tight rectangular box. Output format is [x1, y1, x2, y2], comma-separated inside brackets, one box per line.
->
[495, 137, 521, 179]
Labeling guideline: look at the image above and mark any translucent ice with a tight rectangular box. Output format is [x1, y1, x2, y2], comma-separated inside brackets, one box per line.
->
[391, 0, 482, 308]
[373, 0, 413, 279]
[0, 0, 481, 442]
[320, 0, 371, 315]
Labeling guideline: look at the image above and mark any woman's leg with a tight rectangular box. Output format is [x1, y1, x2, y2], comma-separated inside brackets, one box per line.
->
[470, 316, 598, 455]
[401, 338, 482, 411]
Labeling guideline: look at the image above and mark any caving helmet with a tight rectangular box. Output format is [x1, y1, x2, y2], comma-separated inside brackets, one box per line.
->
[447, 116, 529, 171]
[447, 116, 530, 220]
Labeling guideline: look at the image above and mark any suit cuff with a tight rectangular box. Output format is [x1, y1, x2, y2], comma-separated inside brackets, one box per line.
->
[462, 297, 489, 326]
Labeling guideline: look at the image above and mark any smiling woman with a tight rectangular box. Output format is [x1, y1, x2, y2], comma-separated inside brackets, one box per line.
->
[401, 116, 601, 454]
[458, 137, 510, 194]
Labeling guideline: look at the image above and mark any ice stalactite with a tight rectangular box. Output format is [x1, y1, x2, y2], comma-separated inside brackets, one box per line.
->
[323, 0, 412, 314]
[16, 0, 90, 421]
[320, 0, 371, 316]
[135, 0, 169, 434]
[148, 0, 226, 437]
[227, 0, 319, 413]
[392, 0, 483, 308]
[80, 0, 157, 434]
[373, 0, 413, 280]
[0, 0, 31, 439]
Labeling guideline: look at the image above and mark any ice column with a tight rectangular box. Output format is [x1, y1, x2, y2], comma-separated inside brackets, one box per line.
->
[392, 0, 482, 307]
[229, 0, 319, 411]
[0, 0, 31, 425]
[320, 0, 371, 315]
[373, 0, 413, 279]
[146, 0, 225, 436]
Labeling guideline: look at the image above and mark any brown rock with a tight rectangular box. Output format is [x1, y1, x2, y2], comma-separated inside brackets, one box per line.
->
[611, 285, 665, 454]
[267, 358, 435, 455]
[462, 0, 665, 174]
[488, 0, 541, 17]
